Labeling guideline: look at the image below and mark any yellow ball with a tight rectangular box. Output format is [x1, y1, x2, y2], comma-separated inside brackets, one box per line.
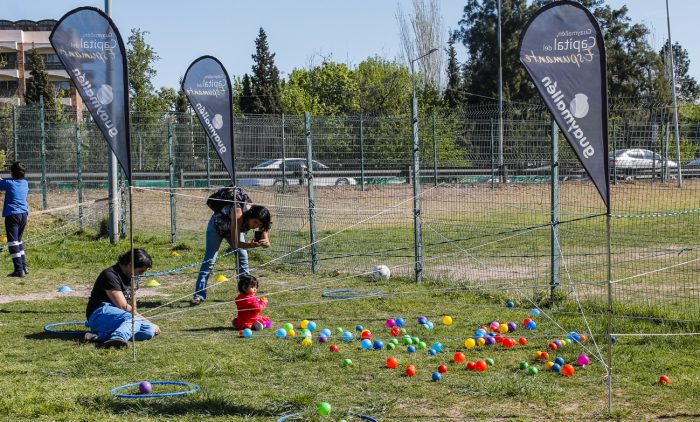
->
[498, 323, 509, 334]
[545, 361, 555, 371]
[300, 319, 309, 329]
[301, 338, 312, 347]
[442, 316, 453, 326]
[560, 340, 567, 347]
[477, 337, 486, 346]
[534, 351, 542, 360]
[287, 329, 296, 337]
[170, 250, 180, 257]
[0, 236, 7, 243]
[464, 338, 476, 349]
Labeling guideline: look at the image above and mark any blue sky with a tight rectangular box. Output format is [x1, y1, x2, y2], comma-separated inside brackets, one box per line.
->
[5, 1, 697, 92]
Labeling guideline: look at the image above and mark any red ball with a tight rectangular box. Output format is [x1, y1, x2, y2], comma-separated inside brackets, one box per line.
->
[548, 342, 558, 351]
[466, 361, 476, 371]
[523, 318, 532, 326]
[561, 364, 575, 377]
[503, 338, 515, 348]
[386, 357, 398, 369]
[438, 364, 448, 374]
[540, 352, 550, 360]
[475, 359, 488, 372]
[518, 337, 527, 346]
[360, 330, 372, 340]
[495, 333, 504, 343]
[659, 375, 670, 384]
[454, 352, 466, 363]
[329, 344, 339, 352]
[390, 327, 401, 337]
[405, 365, 416, 377]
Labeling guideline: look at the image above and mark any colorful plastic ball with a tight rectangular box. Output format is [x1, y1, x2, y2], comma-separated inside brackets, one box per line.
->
[526, 321, 537, 330]
[386, 318, 396, 328]
[551, 363, 562, 373]
[342, 358, 352, 367]
[360, 329, 372, 340]
[531, 309, 540, 316]
[402, 336, 413, 345]
[545, 361, 555, 371]
[432, 342, 443, 353]
[417, 342, 427, 350]
[428, 348, 437, 356]
[426, 321, 434, 330]
[442, 316, 453, 326]
[437, 364, 448, 373]
[242, 328, 252, 338]
[318, 334, 328, 343]
[528, 366, 538, 375]
[407, 345, 416, 353]
[390, 327, 402, 337]
[454, 352, 466, 363]
[475, 359, 488, 372]
[534, 351, 543, 360]
[387, 342, 396, 350]
[554, 357, 565, 366]
[318, 402, 331, 416]
[335, 327, 344, 335]
[287, 329, 296, 337]
[490, 321, 500, 332]
[518, 337, 528, 346]
[418, 316, 428, 325]
[610, 335, 617, 344]
[386, 357, 399, 369]
[396, 318, 405, 327]
[138, 381, 152, 394]
[283, 323, 294, 332]
[390, 338, 399, 345]
[466, 361, 476, 371]
[300, 329, 312, 338]
[342, 331, 353, 342]
[507, 322, 517, 332]
[355, 325, 363, 332]
[541, 352, 550, 360]
[519, 361, 529, 370]
[484, 336, 496, 346]
[321, 328, 332, 338]
[432, 371, 442, 382]
[276, 328, 287, 338]
[548, 342, 558, 351]
[561, 364, 575, 377]
[360, 339, 372, 350]
[567, 331, 581, 342]
[560, 340, 567, 347]
[579, 334, 588, 343]
[477, 337, 486, 347]
[523, 318, 532, 326]
[498, 323, 509, 334]
[503, 338, 515, 348]
[506, 300, 515, 308]
[577, 354, 590, 367]
[485, 358, 495, 366]
[301, 338, 312, 347]
[412, 337, 420, 345]
[553, 340, 562, 349]
[464, 338, 476, 349]
[300, 319, 309, 329]
[264, 320, 272, 328]
[373, 340, 385, 350]
[475, 328, 486, 337]
[659, 375, 670, 384]
[405, 365, 416, 377]
[330, 344, 339, 352]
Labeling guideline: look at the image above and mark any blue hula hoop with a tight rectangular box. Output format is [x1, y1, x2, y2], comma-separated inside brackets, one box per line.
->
[277, 412, 378, 421]
[110, 381, 200, 399]
[321, 289, 381, 299]
[352, 414, 379, 421]
[44, 321, 89, 335]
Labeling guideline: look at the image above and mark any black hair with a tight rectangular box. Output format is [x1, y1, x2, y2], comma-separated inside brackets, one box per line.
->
[117, 248, 153, 269]
[242, 205, 272, 231]
[10, 162, 26, 179]
[237, 274, 259, 294]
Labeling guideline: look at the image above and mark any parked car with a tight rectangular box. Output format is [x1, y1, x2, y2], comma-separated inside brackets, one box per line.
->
[238, 158, 356, 187]
[609, 149, 678, 179]
[686, 158, 700, 178]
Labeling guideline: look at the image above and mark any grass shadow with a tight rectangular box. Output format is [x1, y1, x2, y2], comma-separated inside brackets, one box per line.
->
[25, 331, 85, 341]
[181, 326, 233, 333]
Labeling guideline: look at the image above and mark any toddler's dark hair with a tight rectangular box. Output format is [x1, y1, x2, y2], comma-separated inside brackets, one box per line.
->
[10, 162, 26, 179]
[237, 274, 259, 294]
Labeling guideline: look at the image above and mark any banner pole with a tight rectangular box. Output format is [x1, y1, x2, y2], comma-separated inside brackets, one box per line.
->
[606, 212, 613, 415]
[129, 184, 136, 362]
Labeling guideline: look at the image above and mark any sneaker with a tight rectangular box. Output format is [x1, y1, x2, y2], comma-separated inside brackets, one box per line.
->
[190, 297, 204, 307]
[7, 271, 25, 278]
[100, 338, 128, 349]
[23, 268, 28, 275]
[81, 332, 100, 343]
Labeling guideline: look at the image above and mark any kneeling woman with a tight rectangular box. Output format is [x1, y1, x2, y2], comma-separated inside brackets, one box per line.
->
[84, 249, 160, 348]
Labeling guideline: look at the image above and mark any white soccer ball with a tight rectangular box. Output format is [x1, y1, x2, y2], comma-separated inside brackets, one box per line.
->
[372, 265, 391, 280]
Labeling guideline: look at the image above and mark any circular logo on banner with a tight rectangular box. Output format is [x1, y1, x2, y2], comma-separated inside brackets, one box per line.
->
[97, 84, 114, 105]
[212, 114, 224, 130]
[570, 93, 589, 119]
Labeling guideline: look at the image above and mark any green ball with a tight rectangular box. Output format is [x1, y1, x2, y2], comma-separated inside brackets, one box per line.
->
[528, 366, 538, 375]
[422, 323, 430, 329]
[283, 323, 293, 332]
[402, 336, 413, 345]
[387, 342, 396, 350]
[335, 327, 344, 335]
[486, 358, 495, 366]
[412, 337, 420, 344]
[417, 341, 427, 350]
[342, 358, 352, 367]
[389, 338, 399, 345]
[400, 328, 407, 334]
[519, 361, 529, 370]
[318, 402, 332, 416]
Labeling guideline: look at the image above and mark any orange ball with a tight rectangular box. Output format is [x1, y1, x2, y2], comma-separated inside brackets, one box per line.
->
[518, 337, 527, 346]
[386, 357, 398, 369]
[541, 352, 550, 360]
[475, 359, 488, 372]
[579, 335, 587, 343]
[454, 352, 466, 364]
[561, 364, 575, 377]
[405, 364, 416, 377]
[548, 342, 558, 351]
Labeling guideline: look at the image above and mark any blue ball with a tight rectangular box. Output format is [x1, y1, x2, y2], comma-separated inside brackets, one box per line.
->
[372, 340, 384, 350]
[485, 336, 496, 346]
[531, 308, 541, 316]
[526, 321, 537, 330]
[321, 328, 332, 338]
[432, 371, 442, 382]
[355, 325, 363, 332]
[426, 321, 434, 330]
[432, 342, 443, 353]
[395, 318, 405, 327]
[555, 357, 565, 366]
[428, 348, 437, 356]
[506, 301, 515, 308]
[276, 328, 287, 338]
[610, 335, 617, 345]
[475, 328, 486, 337]
[242, 328, 252, 338]
[417, 316, 428, 325]
[407, 345, 416, 353]
[551, 363, 562, 373]
[307, 321, 317, 331]
[361, 339, 372, 350]
[342, 331, 353, 341]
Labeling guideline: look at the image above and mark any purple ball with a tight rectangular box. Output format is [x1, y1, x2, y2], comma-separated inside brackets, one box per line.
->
[507, 322, 517, 332]
[264, 320, 272, 328]
[385, 319, 396, 328]
[553, 340, 562, 348]
[139, 381, 152, 394]
[418, 316, 428, 325]
[485, 336, 496, 346]
[318, 334, 328, 343]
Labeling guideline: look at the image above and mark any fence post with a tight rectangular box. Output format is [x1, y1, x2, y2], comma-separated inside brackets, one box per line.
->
[281, 113, 287, 193]
[168, 121, 177, 243]
[432, 113, 438, 187]
[611, 120, 617, 184]
[411, 93, 423, 283]
[490, 118, 495, 189]
[40, 96, 47, 210]
[359, 114, 365, 191]
[76, 123, 84, 230]
[550, 120, 560, 297]
[12, 105, 18, 161]
[304, 112, 318, 273]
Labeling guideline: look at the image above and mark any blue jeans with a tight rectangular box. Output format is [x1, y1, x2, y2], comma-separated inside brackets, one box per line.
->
[194, 215, 248, 300]
[87, 302, 156, 342]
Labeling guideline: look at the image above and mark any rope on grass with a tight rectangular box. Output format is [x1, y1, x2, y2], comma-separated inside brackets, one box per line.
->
[44, 321, 88, 335]
[612, 207, 700, 219]
[110, 381, 200, 399]
[321, 289, 381, 299]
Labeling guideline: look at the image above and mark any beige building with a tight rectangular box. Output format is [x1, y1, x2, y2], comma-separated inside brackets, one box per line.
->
[0, 19, 79, 107]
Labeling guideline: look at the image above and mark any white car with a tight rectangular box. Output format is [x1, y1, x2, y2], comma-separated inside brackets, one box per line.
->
[610, 149, 678, 178]
[238, 158, 356, 187]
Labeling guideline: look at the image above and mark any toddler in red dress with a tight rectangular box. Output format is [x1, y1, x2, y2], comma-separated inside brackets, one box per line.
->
[232, 274, 270, 331]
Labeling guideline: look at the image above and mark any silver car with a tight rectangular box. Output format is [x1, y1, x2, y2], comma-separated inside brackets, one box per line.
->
[238, 158, 356, 187]
[610, 149, 678, 178]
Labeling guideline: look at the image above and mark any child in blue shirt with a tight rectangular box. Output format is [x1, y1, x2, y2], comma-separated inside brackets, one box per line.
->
[0, 162, 29, 277]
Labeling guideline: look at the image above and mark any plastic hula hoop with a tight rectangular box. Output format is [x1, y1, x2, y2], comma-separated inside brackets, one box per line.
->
[277, 412, 377, 421]
[110, 381, 200, 399]
[277, 413, 304, 421]
[352, 414, 379, 421]
[321, 289, 381, 299]
[43, 321, 89, 335]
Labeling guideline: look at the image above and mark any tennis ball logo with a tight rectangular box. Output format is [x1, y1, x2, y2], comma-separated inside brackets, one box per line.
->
[96, 84, 114, 105]
[570, 93, 589, 119]
[212, 114, 224, 130]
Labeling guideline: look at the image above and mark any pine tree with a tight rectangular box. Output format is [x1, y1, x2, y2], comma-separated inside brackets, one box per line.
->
[249, 28, 281, 114]
[239, 73, 255, 113]
[444, 37, 462, 109]
[660, 41, 700, 102]
[24, 47, 56, 109]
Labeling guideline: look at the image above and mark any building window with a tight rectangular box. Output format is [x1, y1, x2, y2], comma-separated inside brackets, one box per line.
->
[0, 53, 18, 70]
[0, 80, 19, 97]
[52, 81, 71, 97]
[24, 53, 65, 71]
